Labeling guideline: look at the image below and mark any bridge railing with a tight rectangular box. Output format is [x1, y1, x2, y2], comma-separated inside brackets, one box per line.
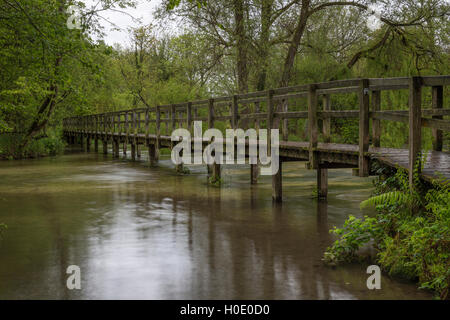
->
[63, 75, 449, 183]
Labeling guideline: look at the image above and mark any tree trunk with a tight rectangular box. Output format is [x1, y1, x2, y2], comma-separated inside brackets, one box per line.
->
[234, 0, 248, 94]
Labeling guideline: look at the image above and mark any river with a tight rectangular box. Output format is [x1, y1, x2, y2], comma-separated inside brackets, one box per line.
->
[0, 148, 431, 299]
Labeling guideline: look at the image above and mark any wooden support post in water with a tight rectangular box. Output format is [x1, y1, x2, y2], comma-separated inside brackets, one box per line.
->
[170, 104, 183, 171]
[131, 143, 136, 161]
[319, 95, 330, 198]
[308, 84, 318, 170]
[267, 89, 282, 202]
[409, 76, 422, 189]
[86, 135, 91, 152]
[358, 79, 370, 177]
[317, 167, 328, 199]
[371, 90, 381, 148]
[322, 94, 331, 143]
[207, 98, 221, 183]
[102, 140, 107, 155]
[250, 101, 260, 185]
[114, 139, 119, 158]
[432, 86, 443, 151]
[148, 143, 157, 166]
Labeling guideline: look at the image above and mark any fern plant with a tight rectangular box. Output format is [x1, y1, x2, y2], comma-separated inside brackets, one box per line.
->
[324, 153, 450, 299]
[360, 154, 427, 213]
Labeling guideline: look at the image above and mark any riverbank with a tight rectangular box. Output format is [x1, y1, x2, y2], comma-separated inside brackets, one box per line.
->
[324, 165, 449, 300]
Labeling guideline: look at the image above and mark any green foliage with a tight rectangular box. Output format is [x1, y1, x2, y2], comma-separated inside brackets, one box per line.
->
[323, 215, 383, 264]
[360, 191, 414, 209]
[208, 176, 223, 187]
[324, 164, 450, 299]
[176, 165, 191, 174]
[0, 130, 65, 159]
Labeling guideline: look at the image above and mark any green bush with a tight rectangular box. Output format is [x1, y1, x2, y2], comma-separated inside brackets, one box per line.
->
[324, 167, 450, 300]
[0, 131, 65, 159]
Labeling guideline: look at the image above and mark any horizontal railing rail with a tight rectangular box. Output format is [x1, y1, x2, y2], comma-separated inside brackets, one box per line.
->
[63, 75, 449, 185]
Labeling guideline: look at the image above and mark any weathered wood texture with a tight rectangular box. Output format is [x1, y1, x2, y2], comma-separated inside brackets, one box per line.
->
[63, 76, 450, 188]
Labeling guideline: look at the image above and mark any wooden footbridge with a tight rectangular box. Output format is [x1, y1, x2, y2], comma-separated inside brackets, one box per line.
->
[63, 76, 449, 201]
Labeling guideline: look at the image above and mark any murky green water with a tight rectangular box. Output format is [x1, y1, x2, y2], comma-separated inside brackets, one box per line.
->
[0, 148, 431, 299]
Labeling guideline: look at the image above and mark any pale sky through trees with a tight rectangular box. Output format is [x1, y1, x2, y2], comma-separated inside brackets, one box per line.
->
[83, 0, 162, 46]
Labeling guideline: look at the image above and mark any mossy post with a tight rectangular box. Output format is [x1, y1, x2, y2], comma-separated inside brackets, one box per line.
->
[358, 79, 370, 177]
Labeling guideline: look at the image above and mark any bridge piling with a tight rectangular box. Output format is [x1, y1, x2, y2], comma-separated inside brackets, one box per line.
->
[358, 79, 370, 177]
[114, 139, 120, 158]
[148, 143, 158, 165]
[86, 135, 91, 152]
[94, 136, 98, 152]
[102, 140, 107, 155]
[131, 143, 136, 161]
[62, 75, 450, 195]
[317, 167, 328, 199]
[207, 98, 221, 184]
[267, 89, 282, 201]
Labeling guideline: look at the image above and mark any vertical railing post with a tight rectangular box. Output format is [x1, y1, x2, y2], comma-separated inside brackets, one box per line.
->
[102, 114, 107, 155]
[322, 94, 331, 143]
[149, 106, 160, 165]
[254, 101, 260, 130]
[131, 110, 137, 160]
[232, 95, 239, 129]
[124, 112, 128, 155]
[358, 79, 370, 177]
[432, 85, 443, 151]
[94, 115, 98, 152]
[187, 102, 192, 133]
[208, 99, 215, 128]
[308, 84, 318, 169]
[171, 104, 176, 132]
[86, 116, 91, 152]
[371, 90, 381, 148]
[282, 99, 288, 141]
[409, 76, 422, 188]
[145, 109, 149, 140]
[137, 112, 141, 158]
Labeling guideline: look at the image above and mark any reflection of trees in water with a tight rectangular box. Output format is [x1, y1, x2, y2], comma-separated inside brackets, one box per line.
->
[104, 179, 341, 299]
[38, 171, 423, 299]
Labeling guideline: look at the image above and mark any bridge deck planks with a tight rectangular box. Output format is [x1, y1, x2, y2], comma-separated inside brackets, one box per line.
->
[78, 130, 450, 183]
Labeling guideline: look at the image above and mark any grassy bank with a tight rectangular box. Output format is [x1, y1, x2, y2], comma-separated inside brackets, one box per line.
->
[324, 164, 450, 300]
